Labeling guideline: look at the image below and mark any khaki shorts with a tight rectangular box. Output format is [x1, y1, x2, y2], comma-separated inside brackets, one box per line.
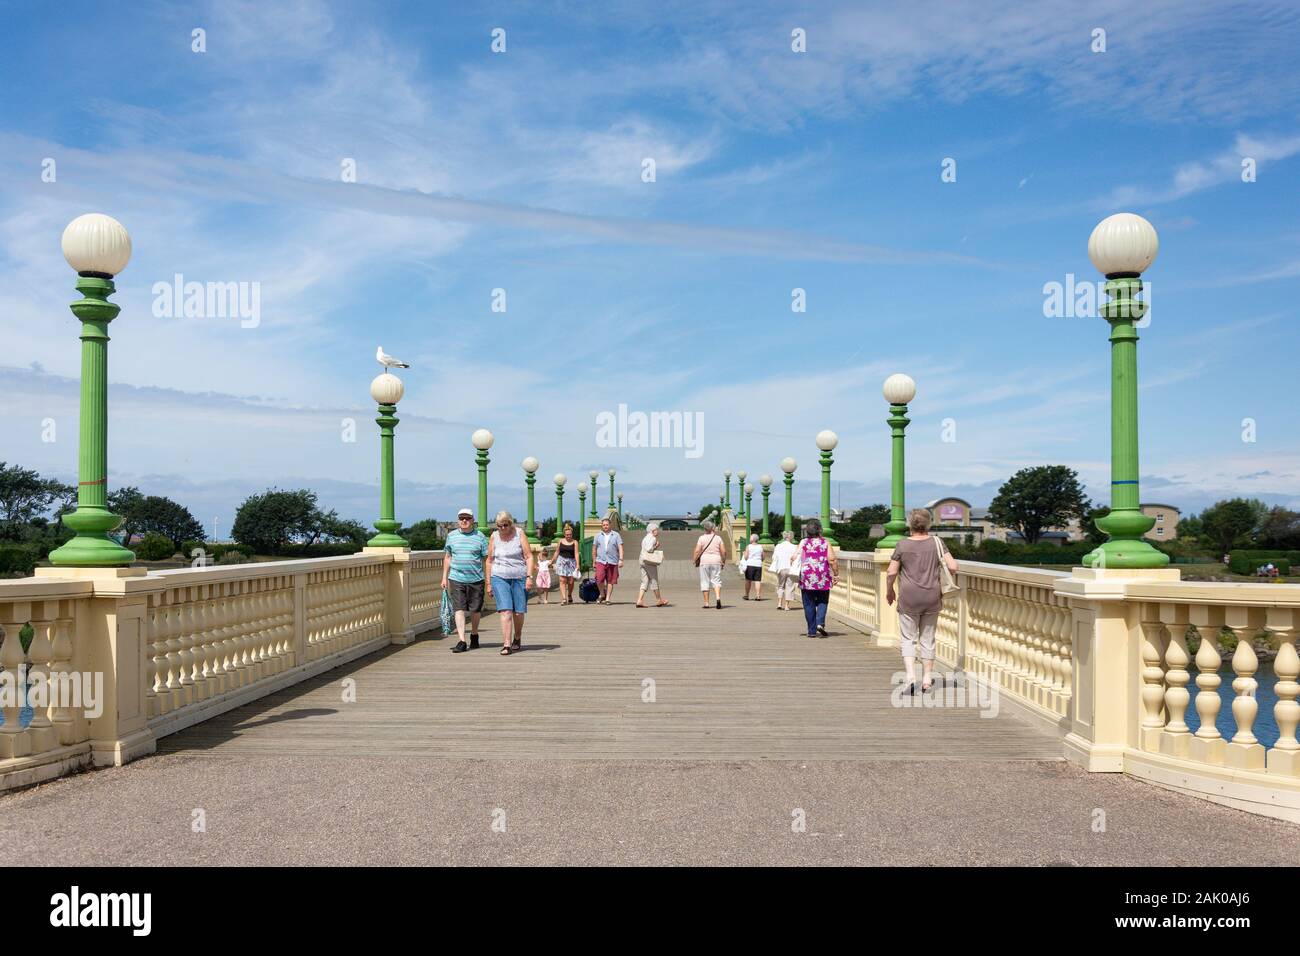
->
[698, 563, 723, 590]
[899, 609, 940, 661]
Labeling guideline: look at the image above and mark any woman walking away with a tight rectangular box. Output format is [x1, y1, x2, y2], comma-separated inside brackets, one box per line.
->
[742, 534, 765, 601]
[636, 522, 670, 608]
[554, 522, 580, 604]
[693, 518, 725, 609]
[770, 530, 798, 611]
[886, 508, 959, 694]
[485, 510, 535, 655]
[798, 519, 838, 637]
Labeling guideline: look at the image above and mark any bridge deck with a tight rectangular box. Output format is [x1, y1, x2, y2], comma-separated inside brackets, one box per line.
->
[159, 556, 1060, 761]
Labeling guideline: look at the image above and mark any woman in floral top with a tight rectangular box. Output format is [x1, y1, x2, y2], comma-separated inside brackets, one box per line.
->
[798, 518, 838, 637]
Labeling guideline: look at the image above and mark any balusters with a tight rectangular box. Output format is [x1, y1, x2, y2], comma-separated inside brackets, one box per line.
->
[1138, 615, 1168, 752]
[1189, 605, 1226, 766]
[24, 610, 56, 754]
[1267, 607, 1299, 776]
[0, 620, 30, 759]
[1224, 606, 1265, 770]
[50, 611, 76, 744]
[1157, 604, 1191, 757]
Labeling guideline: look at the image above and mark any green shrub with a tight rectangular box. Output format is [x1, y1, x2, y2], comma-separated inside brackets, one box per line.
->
[1229, 551, 1291, 575]
[0, 543, 40, 576]
[135, 533, 178, 561]
[217, 550, 248, 565]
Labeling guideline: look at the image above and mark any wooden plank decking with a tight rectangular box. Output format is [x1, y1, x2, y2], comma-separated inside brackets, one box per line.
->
[160, 548, 1063, 762]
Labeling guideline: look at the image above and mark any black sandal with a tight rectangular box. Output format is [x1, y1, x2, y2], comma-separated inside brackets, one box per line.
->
[500, 646, 511, 656]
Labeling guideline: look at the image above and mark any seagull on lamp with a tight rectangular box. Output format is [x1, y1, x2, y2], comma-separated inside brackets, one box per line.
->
[376, 345, 410, 370]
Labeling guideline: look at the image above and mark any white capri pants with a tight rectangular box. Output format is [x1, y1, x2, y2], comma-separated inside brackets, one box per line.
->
[899, 609, 940, 662]
[698, 563, 723, 590]
[640, 562, 660, 592]
[777, 569, 798, 601]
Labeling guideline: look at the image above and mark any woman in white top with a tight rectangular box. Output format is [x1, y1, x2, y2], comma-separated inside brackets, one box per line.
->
[741, 534, 765, 601]
[485, 510, 535, 656]
[693, 518, 726, 609]
[769, 530, 799, 611]
[636, 522, 670, 608]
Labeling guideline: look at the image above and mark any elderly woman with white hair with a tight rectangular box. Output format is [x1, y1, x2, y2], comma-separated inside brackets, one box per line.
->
[769, 530, 799, 611]
[636, 521, 670, 608]
[741, 533, 765, 600]
[693, 518, 726, 609]
[485, 510, 535, 656]
[886, 508, 959, 693]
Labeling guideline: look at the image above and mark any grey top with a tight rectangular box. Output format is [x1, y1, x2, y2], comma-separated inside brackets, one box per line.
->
[490, 530, 528, 579]
[891, 535, 945, 616]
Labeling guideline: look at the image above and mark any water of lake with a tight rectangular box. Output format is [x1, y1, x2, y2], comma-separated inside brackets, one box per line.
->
[1184, 662, 1284, 747]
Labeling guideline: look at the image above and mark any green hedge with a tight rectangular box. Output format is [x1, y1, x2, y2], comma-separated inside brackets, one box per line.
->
[0, 543, 41, 576]
[1229, 552, 1292, 575]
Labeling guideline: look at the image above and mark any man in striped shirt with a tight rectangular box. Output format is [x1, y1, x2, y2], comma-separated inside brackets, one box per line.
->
[442, 507, 489, 653]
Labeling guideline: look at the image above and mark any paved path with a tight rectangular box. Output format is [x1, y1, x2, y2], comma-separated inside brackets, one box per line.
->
[1, 549, 1295, 865]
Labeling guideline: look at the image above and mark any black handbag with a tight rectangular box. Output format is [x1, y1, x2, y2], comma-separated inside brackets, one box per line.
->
[579, 578, 600, 602]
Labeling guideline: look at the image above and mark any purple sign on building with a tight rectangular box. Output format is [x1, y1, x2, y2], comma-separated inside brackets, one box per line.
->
[939, 504, 964, 522]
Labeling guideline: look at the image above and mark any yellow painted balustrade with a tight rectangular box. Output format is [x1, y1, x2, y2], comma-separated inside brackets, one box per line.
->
[0, 550, 443, 791]
[825, 553, 1300, 823]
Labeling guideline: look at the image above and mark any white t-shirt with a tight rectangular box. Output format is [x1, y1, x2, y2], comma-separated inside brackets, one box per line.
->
[770, 540, 798, 571]
[744, 543, 764, 565]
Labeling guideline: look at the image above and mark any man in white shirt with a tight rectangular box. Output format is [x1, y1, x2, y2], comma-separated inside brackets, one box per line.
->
[593, 517, 624, 604]
[769, 531, 799, 611]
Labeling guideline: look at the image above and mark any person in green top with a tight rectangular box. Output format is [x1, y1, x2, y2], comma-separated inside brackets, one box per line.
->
[442, 507, 489, 653]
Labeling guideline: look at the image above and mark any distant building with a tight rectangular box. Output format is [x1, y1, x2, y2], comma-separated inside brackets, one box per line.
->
[925, 497, 986, 545]
[1141, 503, 1181, 542]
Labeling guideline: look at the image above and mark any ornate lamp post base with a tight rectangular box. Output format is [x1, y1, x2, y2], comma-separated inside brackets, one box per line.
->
[1083, 511, 1169, 569]
[49, 516, 135, 567]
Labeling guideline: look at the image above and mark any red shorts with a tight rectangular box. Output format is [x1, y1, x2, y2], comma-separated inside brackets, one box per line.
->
[595, 561, 619, 585]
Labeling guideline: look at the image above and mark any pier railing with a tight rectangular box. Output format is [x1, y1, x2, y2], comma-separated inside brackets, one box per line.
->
[0, 549, 443, 791]
[824, 549, 1300, 823]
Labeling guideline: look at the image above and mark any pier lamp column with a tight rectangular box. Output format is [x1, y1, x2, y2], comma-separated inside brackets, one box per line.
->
[723, 470, 732, 510]
[737, 470, 747, 516]
[876, 374, 916, 551]
[608, 468, 616, 511]
[554, 474, 567, 538]
[576, 481, 588, 530]
[617, 493, 623, 522]
[588, 471, 599, 516]
[49, 214, 136, 567]
[522, 457, 540, 546]
[743, 483, 754, 540]
[816, 430, 839, 547]
[759, 474, 774, 545]
[781, 458, 797, 540]
[1082, 213, 1169, 570]
[365, 372, 409, 547]
[472, 428, 494, 536]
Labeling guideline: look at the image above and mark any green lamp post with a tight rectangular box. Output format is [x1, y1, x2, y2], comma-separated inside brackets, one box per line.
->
[366, 372, 409, 547]
[723, 470, 732, 510]
[607, 468, 616, 511]
[1083, 212, 1169, 570]
[554, 473, 567, 537]
[49, 214, 136, 567]
[737, 470, 747, 517]
[877, 373, 916, 551]
[522, 456, 539, 546]
[743, 483, 754, 540]
[718, 495, 725, 524]
[758, 474, 774, 545]
[576, 481, 588, 531]
[617, 493, 623, 522]
[588, 471, 599, 517]
[816, 430, 839, 546]
[781, 457, 797, 540]
[472, 428, 493, 536]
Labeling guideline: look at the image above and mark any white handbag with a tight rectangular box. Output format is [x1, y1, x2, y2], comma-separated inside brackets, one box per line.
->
[936, 536, 959, 595]
[643, 549, 664, 565]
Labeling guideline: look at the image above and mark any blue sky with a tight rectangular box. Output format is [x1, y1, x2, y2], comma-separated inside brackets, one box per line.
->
[2, 0, 1299, 534]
